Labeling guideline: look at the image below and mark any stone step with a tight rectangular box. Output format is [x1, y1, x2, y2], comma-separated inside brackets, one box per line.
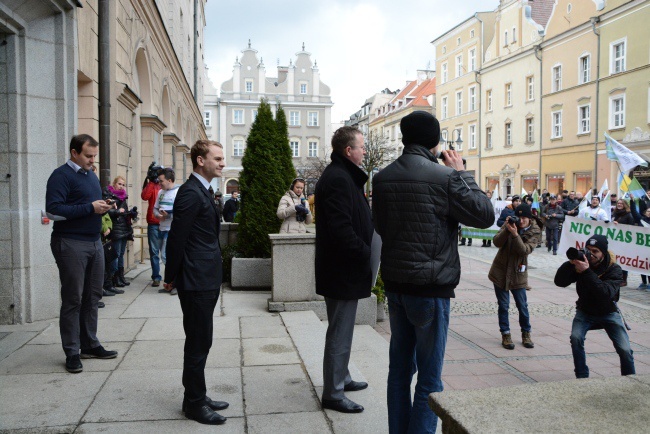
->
[281, 310, 390, 434]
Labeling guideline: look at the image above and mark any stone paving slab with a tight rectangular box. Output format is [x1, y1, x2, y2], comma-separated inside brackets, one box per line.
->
[0, 341, 131, 375]
[0, 372, 109, 430]
[242, 364, 320, 415]
[135, 315, 241, 340]
[221, 290, 271, 317]
[0, 331, 38, 361]
[247, 411, 331, 434]
[76, 418, 246, 433]
[242, 336, 301, 366]
[119, 338, 240, 370]
[29, 318, 145, 344]
[241, 314, 288, 338]
[83, 367, 243, 422]
[120, 290, 184, 318]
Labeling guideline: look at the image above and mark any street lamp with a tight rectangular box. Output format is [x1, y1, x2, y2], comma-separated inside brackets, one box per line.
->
[444, 129, 463, 151]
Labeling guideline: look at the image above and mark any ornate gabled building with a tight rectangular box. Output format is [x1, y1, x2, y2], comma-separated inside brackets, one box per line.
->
[218, 42, 333, 194]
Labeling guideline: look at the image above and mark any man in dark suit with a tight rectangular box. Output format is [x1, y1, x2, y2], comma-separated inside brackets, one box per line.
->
[315, 126, 373, 414]
[164, 140, 228, 425]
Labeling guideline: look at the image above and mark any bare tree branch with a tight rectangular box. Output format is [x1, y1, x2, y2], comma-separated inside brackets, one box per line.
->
[361, 131, 394, 193]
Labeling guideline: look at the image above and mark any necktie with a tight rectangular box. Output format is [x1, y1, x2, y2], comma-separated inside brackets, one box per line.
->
[208, 186, 215, 197]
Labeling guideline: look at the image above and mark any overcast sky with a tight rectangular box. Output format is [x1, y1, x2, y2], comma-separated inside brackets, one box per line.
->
[203, 0, 495, 122]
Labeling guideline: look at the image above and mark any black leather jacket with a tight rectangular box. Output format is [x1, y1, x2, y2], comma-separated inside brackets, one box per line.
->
[372, 145, 494, 297]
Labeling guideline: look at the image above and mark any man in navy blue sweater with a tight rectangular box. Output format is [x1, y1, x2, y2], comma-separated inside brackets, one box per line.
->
[46, 134, 117, 373]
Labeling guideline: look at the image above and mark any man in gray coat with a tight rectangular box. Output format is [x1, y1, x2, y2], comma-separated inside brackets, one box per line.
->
[373, 111, 494, 434]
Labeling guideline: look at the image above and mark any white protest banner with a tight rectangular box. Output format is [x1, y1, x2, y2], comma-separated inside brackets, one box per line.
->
[461, 200, 509, 240]
[558, 216, 650, 274]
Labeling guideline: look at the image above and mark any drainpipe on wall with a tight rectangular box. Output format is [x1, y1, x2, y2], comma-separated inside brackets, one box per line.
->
[591, 16, 601, 191]
[98, 0, 111, 187]
[475, 70, 482, 188]
[193, 0, 198, 102]
[534, 44, 542, 191]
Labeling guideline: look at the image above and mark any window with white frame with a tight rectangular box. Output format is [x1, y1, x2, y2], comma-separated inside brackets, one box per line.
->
[469, 48, 476, 71]
[505, 122, 512, 146]
[289, 110, 300, 126]
[579, 55, 590, 84]
[469, 125, 476, 149]
[552, 65, 562, 92]
[441, 62, 448, 83]
[505, 83, 512, 106]
[526, 118, 534, 143]
[552, 111, 562, 138]
[442, 46, 446, 54]
[441, 130, 448, 143]
[300, 83, 307, 94]
[245, 80, 253, 93]
[610, 95, 625, 129]
[456, 91, 462, 116]
[233, 139, 245, 157]
[252, 109, 258, 123]
[233, 109, 244, 124]
[512, 27, 516, 43]
[527, 76, 534, 101]
[504, 31, 508, 46]
[579, 104, 590, 134]
[470, 29, 475, 38]
[308, 111, 319, 127]
[486, 127, 492, 149]
[610, 39, 626, 74]
[289, 140, 300, 157]
[456, 54, 463, 78]
[469, 86, 476, 111]
[487, 90, 492, 111]
[204, 111, 212, 127]
[441, 96, 448, 119]
[308, 141, 318, 157]
[457, 37, 461, 46]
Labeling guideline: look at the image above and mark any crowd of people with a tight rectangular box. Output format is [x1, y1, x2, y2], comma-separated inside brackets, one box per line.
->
[45, 115, 643, 430]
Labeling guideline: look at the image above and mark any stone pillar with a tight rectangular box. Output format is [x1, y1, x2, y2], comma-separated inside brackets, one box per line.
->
[163, 132, 180, 168]
[287, 63, 295, 102]
[140, 114, 167, 179]
[258, 59, 266, 95]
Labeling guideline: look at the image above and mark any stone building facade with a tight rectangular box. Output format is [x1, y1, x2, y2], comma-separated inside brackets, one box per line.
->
[218, 42, 333, 194]
[0, 0, 207, 324]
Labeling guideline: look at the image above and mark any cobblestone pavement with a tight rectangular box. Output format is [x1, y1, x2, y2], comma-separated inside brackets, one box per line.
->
[374, 243, 650, 391]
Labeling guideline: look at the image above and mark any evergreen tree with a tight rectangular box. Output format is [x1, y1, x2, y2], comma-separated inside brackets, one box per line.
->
[238, 98, 286, 258]
[274, 103, 296, 189]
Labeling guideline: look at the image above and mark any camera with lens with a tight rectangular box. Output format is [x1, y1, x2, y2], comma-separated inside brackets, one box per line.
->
[508, 216, 520, 226]
[295, 203, 308, 222]
[147, 161, 164, 183]
[124, 206, 139, 224]
[566, 247, 591, 261]
[102, 187, 118, 205]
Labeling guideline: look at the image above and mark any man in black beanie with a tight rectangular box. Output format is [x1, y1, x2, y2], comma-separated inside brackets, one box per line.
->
[372, 111, 494, 433]
[554, 234, 635, 379]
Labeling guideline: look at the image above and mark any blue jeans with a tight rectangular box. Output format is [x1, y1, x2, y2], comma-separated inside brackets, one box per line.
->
[546, 227, 558, 252]
[494, 285, 531, 334]
[159, 230, 169, 265]
[147, 224, 162, 281]
[109, 237, 127, 275]
[570, 309, 635, 378]
[387, 292, 450, 434]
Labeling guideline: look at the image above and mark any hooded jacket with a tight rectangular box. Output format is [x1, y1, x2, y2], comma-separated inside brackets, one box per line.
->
[554, 251, 622, 316]
[372, 145, 494, 298]
[541, 202, 565, 229]
[277, 189, 313, 233]
[488, 220, 542, 291]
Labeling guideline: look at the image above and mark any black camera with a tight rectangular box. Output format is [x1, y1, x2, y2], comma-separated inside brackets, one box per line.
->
[102, 187, 118, 204]
[124, 206, 139, 223]
[508, 216, 520, 226]
[566, 247, 591, 261]
[147, 162, 164, 182]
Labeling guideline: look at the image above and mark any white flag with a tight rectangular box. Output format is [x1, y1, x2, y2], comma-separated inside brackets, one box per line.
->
[521, 187, 528, 198]
[601, 194, 612, 222]
[605, 133, 648, 172]
[598, 179, 609, 201]
[642, 220, 650, 229]
[579, 189, 592, 212]
[491, 184, 499, 207]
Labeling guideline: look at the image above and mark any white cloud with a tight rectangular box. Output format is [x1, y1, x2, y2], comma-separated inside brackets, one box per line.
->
[204, 0, 495, 122]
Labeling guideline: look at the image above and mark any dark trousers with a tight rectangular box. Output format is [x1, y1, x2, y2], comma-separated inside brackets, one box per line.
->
[50, 236, 104, 356]
[323, 297, 358, 401]
[178, 289, 220, 407]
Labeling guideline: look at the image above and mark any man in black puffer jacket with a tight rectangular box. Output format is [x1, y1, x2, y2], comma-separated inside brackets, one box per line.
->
[372, 111, 493, 434]
[554, 234, 635, 379]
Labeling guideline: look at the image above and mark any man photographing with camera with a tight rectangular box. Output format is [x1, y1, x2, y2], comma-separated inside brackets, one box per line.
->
[554, 234, 635, 379]
[141, 162, 163, 286]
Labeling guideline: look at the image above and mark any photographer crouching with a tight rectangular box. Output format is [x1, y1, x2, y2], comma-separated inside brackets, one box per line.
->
[489, 204, 542, 350]
[554, 235, 635, 379]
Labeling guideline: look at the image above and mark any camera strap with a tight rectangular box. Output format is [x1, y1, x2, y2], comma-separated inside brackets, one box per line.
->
[613, 301, 632, 331]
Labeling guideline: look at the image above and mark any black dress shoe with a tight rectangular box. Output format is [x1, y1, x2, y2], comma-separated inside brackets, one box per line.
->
[183, 397, 229, 412]
[185, 405, 226, 425]
[65, 355, 83, 373]
[98, 301, 105, 308]
[80, 345, 118, 359]
[102, 289, 115, 297]
[344, 380, 368, 392]
[322, 397, 364, 413]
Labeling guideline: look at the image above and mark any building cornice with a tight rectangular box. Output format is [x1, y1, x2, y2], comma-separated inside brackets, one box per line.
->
[140, 114, 167, 133]
[117, 82, 143, 112]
